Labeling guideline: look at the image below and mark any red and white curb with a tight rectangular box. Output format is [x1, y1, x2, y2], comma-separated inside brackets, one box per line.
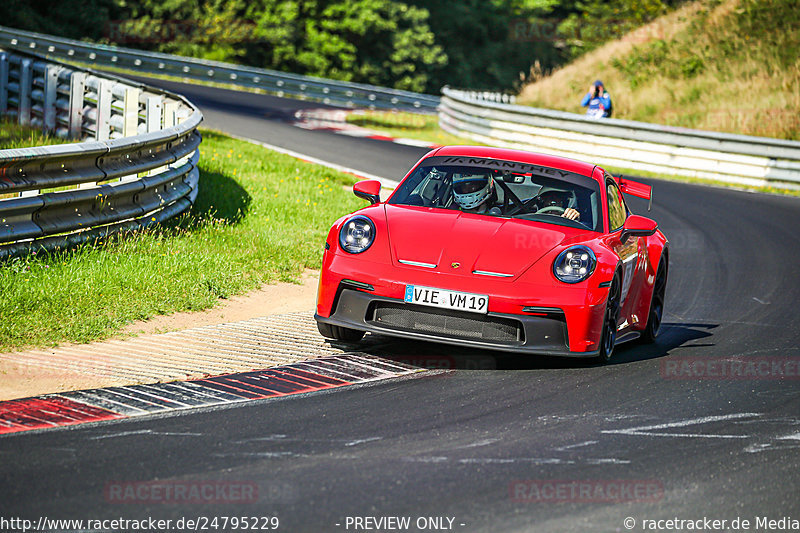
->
[0, 355, 424, 436]
[292, 108, 442, 150]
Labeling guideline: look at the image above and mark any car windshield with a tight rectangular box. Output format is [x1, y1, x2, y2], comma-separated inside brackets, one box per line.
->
[388, 156, 602, 231]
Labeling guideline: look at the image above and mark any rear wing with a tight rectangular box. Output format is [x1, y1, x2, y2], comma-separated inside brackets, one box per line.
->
[617, 176, 652, 210]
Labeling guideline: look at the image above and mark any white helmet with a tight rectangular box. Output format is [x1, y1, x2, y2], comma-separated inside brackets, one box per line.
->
[452, 173, 493, 210]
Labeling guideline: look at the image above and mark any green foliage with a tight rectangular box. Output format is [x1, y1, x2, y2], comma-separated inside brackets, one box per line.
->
[104, 0, 447, 93]
[0, 0, 114, 40]
[725, 0, 800, 71]
[2, 0, 696, 94]
[404, 0, 563, 91]
[612, 0, 800, 88]
[556, 0, 680, 59]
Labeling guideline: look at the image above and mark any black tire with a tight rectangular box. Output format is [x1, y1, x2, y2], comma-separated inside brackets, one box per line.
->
[596, 275, 621, 364]
[317, 321, 365, 343]
[640, 255, 668, 344]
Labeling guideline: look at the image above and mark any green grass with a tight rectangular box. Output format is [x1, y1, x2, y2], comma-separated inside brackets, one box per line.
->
[0, 119, 71, 150]
[0, 129, 363, 351]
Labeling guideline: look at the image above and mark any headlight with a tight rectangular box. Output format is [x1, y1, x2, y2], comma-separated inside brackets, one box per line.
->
[339, 215, 375, 254]
[553, 245, 596, 283]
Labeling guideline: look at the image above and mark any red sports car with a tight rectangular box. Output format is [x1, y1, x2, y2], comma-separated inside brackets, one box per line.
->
[315, 146, 668, 362]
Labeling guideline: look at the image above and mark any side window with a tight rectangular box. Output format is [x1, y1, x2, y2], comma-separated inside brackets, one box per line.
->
[606, 181, 627, 231]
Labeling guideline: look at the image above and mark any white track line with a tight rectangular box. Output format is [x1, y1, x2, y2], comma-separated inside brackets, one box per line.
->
[226, 133, 401, 189]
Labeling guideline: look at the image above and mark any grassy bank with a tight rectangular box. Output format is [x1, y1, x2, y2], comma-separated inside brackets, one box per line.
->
[518, 0, 800, 140]
[0, 129, 362, 351]
[0, 119, 71, 150]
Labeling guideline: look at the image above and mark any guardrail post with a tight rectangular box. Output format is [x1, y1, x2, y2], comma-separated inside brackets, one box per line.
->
[146, 95, 163, 133]
[146, 95, 164, 177]
[123, 87, 140, 137]
[18, 58, 32, 125]
[0, 52, 8, 114]
[43, 64, 61, 132]
[68, 71, 85, 139]
[96, 80, 112, 141]
[163, 101, 178, 129]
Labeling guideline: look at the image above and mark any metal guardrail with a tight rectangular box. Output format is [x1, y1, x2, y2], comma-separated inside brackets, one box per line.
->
[0, 48, 202, 258]
[0, 25, 440, 112]
[440, 88, 800, 190]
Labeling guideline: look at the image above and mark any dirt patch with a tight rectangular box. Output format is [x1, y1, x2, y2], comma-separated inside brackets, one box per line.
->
[0, 270, 320, 401]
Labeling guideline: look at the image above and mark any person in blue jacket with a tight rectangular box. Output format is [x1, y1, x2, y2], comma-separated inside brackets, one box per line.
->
[581, 80, 613, 118]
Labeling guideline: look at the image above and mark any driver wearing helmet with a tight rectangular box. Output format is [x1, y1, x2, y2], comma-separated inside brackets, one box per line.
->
[536, 189, 581, 221]
[452, 172, 496, 213]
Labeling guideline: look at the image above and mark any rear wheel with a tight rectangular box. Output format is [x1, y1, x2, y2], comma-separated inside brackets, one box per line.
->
[596, 275, 621, 364]
[640, 255, 668, 344]
[317, 322, 365, 343]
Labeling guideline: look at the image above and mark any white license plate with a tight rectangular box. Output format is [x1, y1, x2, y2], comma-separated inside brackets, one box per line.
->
[404, 285, 488, 314]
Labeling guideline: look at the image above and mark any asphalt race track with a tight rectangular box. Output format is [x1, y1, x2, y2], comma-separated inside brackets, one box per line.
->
[117, 73, 429, 180]
[2, 78, 800, 532]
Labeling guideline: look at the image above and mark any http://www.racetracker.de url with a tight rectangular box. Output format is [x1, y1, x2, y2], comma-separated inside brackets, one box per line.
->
[0, 515, 281, 532]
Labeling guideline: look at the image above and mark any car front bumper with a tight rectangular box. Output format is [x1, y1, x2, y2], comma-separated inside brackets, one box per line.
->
[316, 287, 601, 358]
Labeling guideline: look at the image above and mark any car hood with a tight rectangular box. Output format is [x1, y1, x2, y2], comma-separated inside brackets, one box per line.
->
[384, 205, 574, 278]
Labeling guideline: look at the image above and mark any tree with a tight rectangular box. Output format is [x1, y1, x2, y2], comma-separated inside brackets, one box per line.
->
[105, 0, 447, 93]
[0, 0, 114, 40]
[405, 0, 563, 92]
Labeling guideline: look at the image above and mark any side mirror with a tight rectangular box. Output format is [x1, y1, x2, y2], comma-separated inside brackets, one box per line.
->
[620, 215, 657, 244]
[353, 180, 381, 205]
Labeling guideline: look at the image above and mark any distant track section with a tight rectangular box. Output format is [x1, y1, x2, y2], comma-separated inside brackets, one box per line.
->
[0, 25, 440, 112]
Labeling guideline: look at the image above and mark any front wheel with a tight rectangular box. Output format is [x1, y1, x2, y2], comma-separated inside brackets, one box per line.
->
[640, 255, 668, 344]
[317, 321, 365, 343]
[596, 275, 621, 364]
